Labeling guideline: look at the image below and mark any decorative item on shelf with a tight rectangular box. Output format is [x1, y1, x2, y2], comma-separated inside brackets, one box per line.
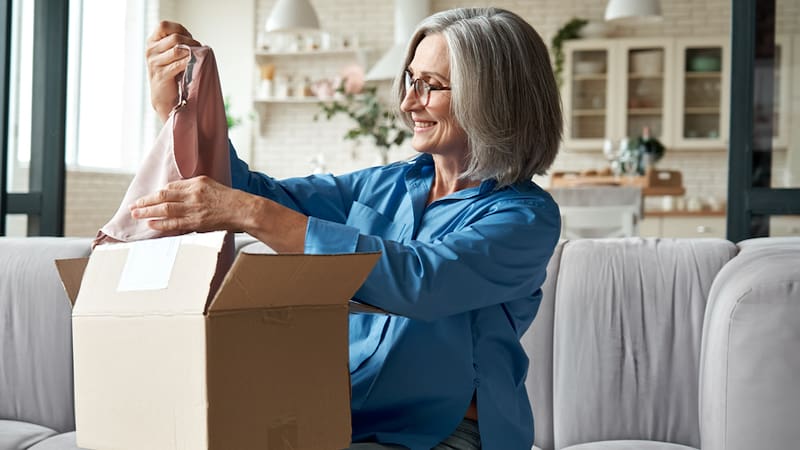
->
[551, 17, 588, 88]
[602, 128, 664, 177]
[315, 64, 411, 165]
[258, 64, 275, 99]
[688, 54, 721, 72]
[578, 21, 609, 39]
[630, 50, 663, 75]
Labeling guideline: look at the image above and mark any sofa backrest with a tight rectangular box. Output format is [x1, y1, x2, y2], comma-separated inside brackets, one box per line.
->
[525, 238, 737, 449]
[0, 237, 93, 432]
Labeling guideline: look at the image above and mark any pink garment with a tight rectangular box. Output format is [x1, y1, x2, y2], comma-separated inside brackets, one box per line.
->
[96, 45, 231, 244]
[95, 46, 234, 297]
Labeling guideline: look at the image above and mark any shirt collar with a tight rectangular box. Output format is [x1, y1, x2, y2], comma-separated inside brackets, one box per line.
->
[407, 153, 497, 200]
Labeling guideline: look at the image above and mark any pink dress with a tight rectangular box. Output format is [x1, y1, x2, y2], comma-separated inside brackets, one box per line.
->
[95, 45, 234, 294]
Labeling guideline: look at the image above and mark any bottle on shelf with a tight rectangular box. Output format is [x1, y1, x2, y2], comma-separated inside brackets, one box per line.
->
[258, 64, 275, 99]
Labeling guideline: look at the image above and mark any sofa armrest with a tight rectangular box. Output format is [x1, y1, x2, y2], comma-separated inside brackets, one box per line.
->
[700, 242, 800, 450]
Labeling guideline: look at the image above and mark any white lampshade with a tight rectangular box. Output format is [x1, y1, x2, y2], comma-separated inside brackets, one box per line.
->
[604, 0, 662, 22]
[265, 0, 320, 32]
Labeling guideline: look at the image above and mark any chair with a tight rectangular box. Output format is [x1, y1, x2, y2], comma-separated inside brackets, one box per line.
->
[549, 186, 642, 239]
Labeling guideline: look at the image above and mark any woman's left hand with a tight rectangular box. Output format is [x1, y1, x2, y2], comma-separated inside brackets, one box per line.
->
[130, 176, 309, 253]
[130, 176, 247, 233]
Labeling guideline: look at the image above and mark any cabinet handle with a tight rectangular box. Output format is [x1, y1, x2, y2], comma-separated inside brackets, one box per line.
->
[696, 225, 710, 234]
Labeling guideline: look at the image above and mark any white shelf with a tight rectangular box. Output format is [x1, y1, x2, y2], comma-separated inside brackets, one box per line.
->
[255, 48, 365, 58]
[255, 97, 322, 104]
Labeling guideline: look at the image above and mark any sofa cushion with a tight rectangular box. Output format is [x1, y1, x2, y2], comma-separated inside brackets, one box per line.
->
[700, 239, 800, 450]
[0, 420, 57, 450]
[551, 238, 736, 449]
[0, 238, 92, 432]
[561, 440, 698, 450]
[27, 431, 85, 450]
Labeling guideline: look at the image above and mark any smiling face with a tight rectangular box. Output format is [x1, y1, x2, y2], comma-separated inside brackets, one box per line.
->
[400, 34, 468, 159]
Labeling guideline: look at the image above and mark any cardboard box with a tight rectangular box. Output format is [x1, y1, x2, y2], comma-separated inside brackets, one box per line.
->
[56, 231, 379, 450]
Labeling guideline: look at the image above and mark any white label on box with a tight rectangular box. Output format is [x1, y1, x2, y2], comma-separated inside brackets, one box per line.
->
[117, 236, 181, 292]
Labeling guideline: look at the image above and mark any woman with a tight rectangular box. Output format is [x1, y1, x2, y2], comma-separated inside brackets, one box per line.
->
[136, 7, 561, 449]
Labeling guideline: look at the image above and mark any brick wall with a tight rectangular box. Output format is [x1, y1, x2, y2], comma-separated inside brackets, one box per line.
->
[64, 170, 134, 237]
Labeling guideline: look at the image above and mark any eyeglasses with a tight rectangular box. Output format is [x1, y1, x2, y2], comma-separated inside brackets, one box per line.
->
[403, 70, 451, 107]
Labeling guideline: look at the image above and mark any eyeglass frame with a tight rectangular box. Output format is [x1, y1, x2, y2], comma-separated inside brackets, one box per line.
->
[403, 70, 452, 107]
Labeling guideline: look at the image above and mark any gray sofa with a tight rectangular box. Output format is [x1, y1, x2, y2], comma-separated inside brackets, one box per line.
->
[1, 236, 798, 449]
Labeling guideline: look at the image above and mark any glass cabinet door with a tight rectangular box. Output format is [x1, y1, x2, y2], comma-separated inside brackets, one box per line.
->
[563, 42, 612, 150]
[675, 38, 730, 148]
[621, 41, 673, 146]
[772, 35, 790, 148]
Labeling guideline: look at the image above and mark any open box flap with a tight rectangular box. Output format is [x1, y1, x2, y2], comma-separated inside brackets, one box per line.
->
[71, 232, 226, 316]
[55, 257, 90, 307]
[348, 300, 390, 315]
[207, 252, 380, 313]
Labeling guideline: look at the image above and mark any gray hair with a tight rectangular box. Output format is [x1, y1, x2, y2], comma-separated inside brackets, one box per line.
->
[392, 7, 562, 188]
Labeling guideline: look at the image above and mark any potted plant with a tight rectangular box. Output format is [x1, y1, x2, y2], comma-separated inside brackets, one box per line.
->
[551, 18, 588, 87]
[315, 65, 411, 165]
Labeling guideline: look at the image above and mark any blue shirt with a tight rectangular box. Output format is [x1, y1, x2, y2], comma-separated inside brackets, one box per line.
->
[230, 146, 560, 450]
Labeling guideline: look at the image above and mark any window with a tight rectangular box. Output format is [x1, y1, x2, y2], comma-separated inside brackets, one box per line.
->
[727, 0, 800, 240]
[66, 0, 156, 172]
[2, 0, 159, 236]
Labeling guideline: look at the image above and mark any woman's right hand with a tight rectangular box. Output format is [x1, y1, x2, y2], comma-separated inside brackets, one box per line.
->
[145, 21, 201, 123]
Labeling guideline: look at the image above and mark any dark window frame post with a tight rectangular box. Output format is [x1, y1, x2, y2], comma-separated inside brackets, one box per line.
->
[0, 1, 11, 235]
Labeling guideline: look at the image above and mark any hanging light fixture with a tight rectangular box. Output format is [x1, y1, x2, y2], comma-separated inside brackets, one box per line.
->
[604, 0, 662, 22]
[366, 0, 430, 81]
[265, 0, 320, 32]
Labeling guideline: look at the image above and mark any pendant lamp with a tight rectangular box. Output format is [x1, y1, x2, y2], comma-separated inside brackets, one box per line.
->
[604, 0, 662, 22]
[265, 0, 320, 32]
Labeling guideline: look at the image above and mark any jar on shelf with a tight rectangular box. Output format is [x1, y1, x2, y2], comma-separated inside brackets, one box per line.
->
[302, 77, 314, 98]
[258, 64, 275, 99]
[274, 75, 290, 99]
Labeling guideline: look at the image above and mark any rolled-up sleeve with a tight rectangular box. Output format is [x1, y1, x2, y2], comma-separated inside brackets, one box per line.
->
[304, 217, 361, 254]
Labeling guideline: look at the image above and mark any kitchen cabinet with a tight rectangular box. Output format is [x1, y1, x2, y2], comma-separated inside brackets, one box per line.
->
[674, 37, 730, 149]
[640, 212, 726, 238]
[562, 36, 730, 150]
[562, 38, 674, 151]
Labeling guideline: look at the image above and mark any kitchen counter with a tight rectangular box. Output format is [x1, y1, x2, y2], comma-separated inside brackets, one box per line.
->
[551, 169, 686, 196]
[644, 209, 726, 217]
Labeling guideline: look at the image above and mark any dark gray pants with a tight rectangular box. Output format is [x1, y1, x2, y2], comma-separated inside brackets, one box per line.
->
[345, 418, 481, 449]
